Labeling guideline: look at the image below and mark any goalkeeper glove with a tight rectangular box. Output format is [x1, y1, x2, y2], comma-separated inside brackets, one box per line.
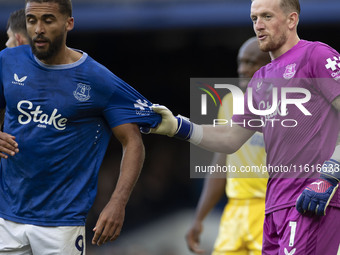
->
[296, 159, 340, 216]
[140, 105, 201, 143]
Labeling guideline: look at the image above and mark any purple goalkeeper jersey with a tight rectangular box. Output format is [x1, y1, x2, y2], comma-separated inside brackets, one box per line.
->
[233, 40, 340, 213]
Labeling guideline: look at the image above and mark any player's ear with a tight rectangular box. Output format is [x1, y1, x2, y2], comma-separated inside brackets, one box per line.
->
[287, 12, 299, 30]
[65, 17, 74, 32]
[15, 33, 23, 46]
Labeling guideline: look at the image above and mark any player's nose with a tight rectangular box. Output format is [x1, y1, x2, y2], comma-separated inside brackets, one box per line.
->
[35, 21, 45, 34]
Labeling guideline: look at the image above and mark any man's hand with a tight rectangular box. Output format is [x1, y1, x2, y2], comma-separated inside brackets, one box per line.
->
[185, 221, 205, 254]
[140, 105, 203, 144]
[92, 123, 144, 246]
[0, 131, 19, 158]
[296, 178, 338, 216]
[92, 200, 125, 246]
[140, 105, 178, 136]
[296, 160, 340, 216]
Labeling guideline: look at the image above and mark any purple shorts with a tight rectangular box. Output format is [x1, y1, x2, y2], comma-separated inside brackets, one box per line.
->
[263, 206, 340, 255]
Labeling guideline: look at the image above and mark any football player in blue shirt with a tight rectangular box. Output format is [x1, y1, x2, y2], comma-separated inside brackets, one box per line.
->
[0, 0, 160, 253]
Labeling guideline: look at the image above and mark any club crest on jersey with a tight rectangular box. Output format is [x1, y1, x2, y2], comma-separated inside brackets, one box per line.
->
[73, 83, 91, 102]
[283, 64, 297, 80]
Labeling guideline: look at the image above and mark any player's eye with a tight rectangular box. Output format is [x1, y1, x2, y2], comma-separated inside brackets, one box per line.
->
[27, 18, 36, 24]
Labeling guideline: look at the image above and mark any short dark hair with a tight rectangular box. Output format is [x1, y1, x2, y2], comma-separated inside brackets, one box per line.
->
[7, 9, 27, 34]
[251, 0, 301, 16]
[280, 0, 301, 15]
[25, 0, 72, 17]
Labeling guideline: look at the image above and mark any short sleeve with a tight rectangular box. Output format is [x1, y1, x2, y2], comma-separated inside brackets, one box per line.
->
[103, 74, 161, 128]
[310, 43, 340, 103]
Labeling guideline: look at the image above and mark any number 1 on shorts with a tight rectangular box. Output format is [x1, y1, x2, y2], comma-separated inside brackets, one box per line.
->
[289, 221, 297, 247]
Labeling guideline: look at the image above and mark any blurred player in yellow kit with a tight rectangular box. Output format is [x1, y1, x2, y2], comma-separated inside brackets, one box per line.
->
[186, 37, 271, 255]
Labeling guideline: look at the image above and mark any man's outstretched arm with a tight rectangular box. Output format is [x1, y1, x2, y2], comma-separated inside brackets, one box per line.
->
[147, 105, 255, 154]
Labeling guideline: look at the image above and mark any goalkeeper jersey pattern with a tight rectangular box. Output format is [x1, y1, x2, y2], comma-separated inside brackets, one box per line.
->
[217, 93, 267, 199]
[233, 40, 340, 213]
[0, 45, 161, 226]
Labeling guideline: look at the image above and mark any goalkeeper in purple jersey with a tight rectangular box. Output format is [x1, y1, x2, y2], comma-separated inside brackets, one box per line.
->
[146, 0, 340, 254]
[0, 0, 160, 254]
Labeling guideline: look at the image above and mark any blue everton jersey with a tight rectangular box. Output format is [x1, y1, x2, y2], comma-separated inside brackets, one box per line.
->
[0, 45, 160, 226]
